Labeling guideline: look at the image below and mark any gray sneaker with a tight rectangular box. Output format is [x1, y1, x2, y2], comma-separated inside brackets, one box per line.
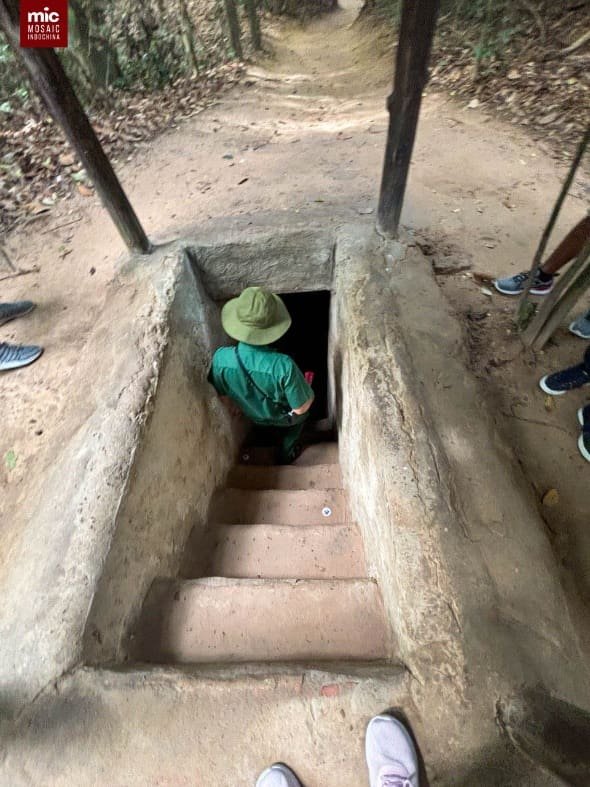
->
[0, 300, 35, 326]
[569, 310, 590, 340]
[366, 715, 419, 787]
[256, 763, 302, 787]
[0, 342, 43, 371]
[494, 269, 553, 296]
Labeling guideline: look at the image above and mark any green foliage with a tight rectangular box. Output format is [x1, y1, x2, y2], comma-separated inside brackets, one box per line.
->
[367, 0, 522, 66]
[0, 36, 29, 112]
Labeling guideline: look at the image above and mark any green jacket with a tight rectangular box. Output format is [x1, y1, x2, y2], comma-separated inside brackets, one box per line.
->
[208, 342, 313, 427]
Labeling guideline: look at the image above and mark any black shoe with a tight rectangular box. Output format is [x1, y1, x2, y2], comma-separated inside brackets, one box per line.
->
[578, 405, 590, 463]
[0, 301, 35, 326]
[0, 342, 43, 371]
[539, 358, 590, 396]
[276, 443, 303, 465]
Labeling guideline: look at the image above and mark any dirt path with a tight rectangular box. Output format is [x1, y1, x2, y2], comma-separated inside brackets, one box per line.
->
[2, 2, 589, 612]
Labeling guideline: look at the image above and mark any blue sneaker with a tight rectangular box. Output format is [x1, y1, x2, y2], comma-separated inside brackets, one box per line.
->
[570, 311, 590, 340]
[0, 342, 43, 371]
[540, 349, 590, 395]
[578, 405, 590, 463]
[0, 300, 35, 326]
[494, 269, 554, 296]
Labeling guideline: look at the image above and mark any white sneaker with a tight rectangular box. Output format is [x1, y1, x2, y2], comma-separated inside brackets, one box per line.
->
[366, 714, 419, 787]
[256, 763, 302, 787]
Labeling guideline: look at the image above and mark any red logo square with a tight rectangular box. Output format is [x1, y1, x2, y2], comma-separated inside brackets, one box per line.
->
[20, 0, 69, 48]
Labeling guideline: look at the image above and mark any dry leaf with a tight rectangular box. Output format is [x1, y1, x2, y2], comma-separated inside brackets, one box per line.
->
[544, 396, 555, 412]
[58, 152, 76, 166]
[77, 184, 94, 197]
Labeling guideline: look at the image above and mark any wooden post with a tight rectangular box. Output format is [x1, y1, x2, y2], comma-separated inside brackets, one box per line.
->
[223, 0, 243, 59]
[377, 0, 440, 239]
[0, 0, 151, 254]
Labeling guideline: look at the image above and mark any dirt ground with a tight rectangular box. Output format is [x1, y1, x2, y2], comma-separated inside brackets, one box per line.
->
[1, 0, 589, 624]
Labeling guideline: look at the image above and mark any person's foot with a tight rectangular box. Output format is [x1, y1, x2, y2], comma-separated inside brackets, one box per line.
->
[578, 405, 590, 463]
[366, 714, 419, 787]
[539, 357, 590, 396]
[276, 443, 304, 466]
[256, 763, 302, 787]
[0, 300, 35, 326]
[494, 269, 554, 296]
[569, 311, 590, 340]
[0, 342, 43, 371]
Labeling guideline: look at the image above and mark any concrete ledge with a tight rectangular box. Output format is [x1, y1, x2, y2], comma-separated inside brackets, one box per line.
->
[0, 665, 412, 787]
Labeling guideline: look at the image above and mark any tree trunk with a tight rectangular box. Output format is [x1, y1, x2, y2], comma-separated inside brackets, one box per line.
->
[70, 0, 120, 89]
[0, 0, 151, 254]
[377, 0, 440, 238]
[244, 0, 262, 50]
[178, 0, 201, 75]
[223, 0, 243, 58]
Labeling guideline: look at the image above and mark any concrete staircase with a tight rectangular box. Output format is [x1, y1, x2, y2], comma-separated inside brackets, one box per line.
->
[134, 443, 391, 665]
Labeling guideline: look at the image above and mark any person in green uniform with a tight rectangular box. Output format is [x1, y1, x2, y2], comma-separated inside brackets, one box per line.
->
[208, 286, 315, 464]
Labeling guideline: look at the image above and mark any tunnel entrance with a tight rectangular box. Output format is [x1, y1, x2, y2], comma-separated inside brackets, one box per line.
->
[275, 290, 331, 425]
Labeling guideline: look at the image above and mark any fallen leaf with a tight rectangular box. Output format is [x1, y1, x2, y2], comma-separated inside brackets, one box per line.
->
[539, 112, 557, 125]
[544, 396, 555, 412]
[77, 184, 94, 197]
[27, 203, 50, 216]
[480, 287, 494, 297]
[58, 152, 76, 166]
[507, 69, 520, 80]
[542, 488, 559, 507]
[5, 449, 16, 471]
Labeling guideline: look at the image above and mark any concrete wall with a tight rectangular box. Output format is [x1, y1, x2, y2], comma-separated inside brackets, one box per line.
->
[84, 254, 235, 664]
[332, 226, 590, 777]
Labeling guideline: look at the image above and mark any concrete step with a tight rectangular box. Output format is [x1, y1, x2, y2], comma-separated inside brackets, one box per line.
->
[295, 442, 339, 466]
[3, 666, 413, 787]
[134, 577, 390, 664]
[227, 463, 343, 491]
[210, 488, 347, 525]
[208, 523, 366, 579]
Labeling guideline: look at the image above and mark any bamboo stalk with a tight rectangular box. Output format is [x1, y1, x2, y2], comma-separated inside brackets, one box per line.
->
[516, 124, 590, 330]
[523, 240, 590, 349]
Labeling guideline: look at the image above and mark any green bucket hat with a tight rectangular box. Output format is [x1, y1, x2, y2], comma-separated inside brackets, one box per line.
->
[221, 286, 292, 345]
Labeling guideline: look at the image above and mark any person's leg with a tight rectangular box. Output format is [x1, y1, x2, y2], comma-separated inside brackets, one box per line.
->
[277, 416, 308, 464]
[541, 215, 590, 275]
[256, 763, 302, 787]
[494, 216, 590, 296]
[366, 714, 419, 787]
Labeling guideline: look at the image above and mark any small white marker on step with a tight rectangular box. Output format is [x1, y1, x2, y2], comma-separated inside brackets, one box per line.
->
[322, 507, 332, 518]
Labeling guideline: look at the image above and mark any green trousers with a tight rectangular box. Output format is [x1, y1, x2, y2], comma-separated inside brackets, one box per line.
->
[251, 413, 308, 463]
